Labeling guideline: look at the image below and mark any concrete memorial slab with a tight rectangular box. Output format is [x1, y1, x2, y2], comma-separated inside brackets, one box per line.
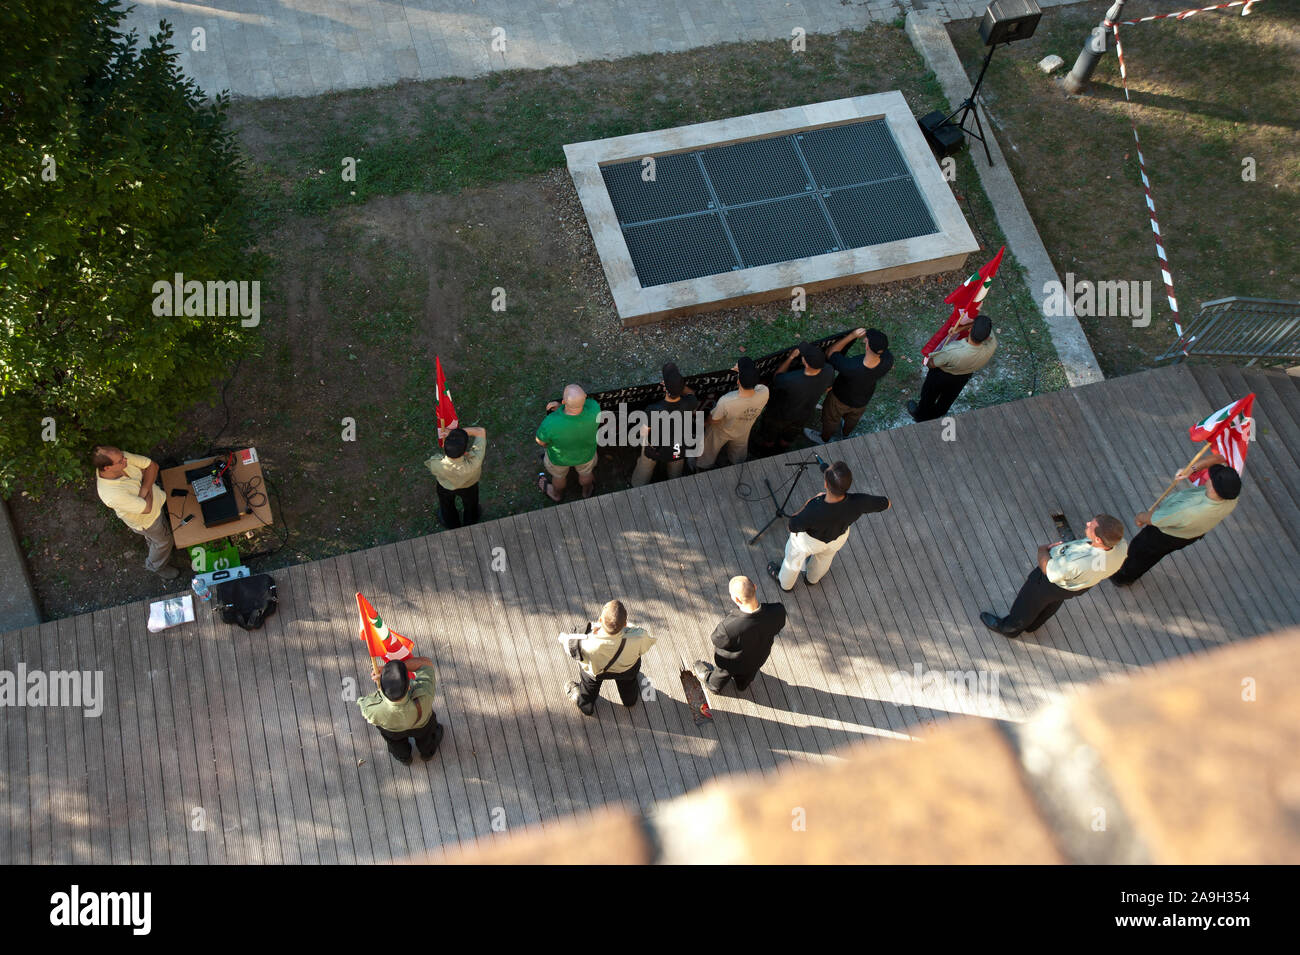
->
[564, 92, 980, 325]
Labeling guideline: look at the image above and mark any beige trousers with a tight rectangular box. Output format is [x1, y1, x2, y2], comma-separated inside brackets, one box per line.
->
[131, 508, 175, 572]
[778, 528, 851, 589]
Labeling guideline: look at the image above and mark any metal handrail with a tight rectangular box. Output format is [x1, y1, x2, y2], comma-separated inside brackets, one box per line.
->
[1157, 297, 1300, 364]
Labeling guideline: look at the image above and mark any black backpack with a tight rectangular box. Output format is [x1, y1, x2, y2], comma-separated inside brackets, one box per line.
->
[212, 573, 278, 631]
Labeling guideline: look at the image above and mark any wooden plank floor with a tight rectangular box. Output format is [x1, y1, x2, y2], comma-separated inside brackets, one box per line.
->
[4, 363, 1299, 864]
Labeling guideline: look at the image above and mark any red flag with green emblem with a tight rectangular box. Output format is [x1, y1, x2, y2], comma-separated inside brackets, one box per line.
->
[357, 592, 415, 664]
[1187, 394, 1254, 486]
[922, 246, 1005, 367]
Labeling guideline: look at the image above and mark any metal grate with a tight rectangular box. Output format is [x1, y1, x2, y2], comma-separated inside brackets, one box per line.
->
[600, 118, 939, 288]
[621, 215, 740, 288]
[701, 137, 812, 206]
[798, 122, 909, 188]
[726, 194, 839, 268]
[600, 152, 713, 223]
[824, 179, 937, 249]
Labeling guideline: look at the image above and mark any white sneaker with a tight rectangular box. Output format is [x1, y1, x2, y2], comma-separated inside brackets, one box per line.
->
[803, 428, 825, 445]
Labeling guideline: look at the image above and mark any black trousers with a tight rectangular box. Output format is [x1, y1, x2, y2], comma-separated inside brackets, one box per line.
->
[377, 713, 442, 760]
[436, 481, 480, 529]
[999, 567, 1079, 636]
[755, 414, 801, 449]
[1112, 525, 1202, 584]
[575, 660, 642, 715]
[707, 658, 756, 693]
[913, 368, 973, 422]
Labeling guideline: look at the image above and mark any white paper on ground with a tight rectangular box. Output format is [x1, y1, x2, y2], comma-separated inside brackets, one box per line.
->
[148, 594, 195, 632]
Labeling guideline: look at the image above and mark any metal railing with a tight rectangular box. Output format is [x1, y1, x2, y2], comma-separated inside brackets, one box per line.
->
[1158, 297, 1300, 365]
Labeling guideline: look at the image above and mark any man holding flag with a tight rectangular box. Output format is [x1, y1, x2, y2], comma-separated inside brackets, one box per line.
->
[355, 593, 445, 764]
[425, 356, 487, 528]
[910, 247, 1003, 423]
[424, 422, 487, 529]
[1112, 395, 1252, 586]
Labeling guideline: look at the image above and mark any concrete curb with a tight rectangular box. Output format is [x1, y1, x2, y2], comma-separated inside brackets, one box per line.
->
[905, 11, 1105, 387]
[0, 497, 41, 633]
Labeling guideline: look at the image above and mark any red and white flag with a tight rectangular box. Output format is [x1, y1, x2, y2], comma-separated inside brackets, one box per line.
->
[357, 592, 416, 666]
[435, 356, 459, 445]
[1187, 393, 1254, 485]
[922, 246, 1005, 367]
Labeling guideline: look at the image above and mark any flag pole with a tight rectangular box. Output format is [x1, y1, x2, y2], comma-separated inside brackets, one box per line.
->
[1148, 443, 1213, 512]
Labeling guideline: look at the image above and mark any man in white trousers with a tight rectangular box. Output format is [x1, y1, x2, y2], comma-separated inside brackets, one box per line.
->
[768, 460, 890, 590]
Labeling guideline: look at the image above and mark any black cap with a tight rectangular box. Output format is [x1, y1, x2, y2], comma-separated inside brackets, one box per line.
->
[971, 315, 993, 343]
[865, 328, 889, 354]
[380, 660, 410, 701]
[444, 428, 469, 458]
[663, 362, 685, 397]
[737, 356, 759, 389]
[1209, 464, 1241, 500]
[799, 343, 826, 370]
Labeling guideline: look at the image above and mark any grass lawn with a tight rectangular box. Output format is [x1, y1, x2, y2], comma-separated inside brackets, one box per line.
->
[948, 0, 1300, 376]
[13, 25, 1068, 620]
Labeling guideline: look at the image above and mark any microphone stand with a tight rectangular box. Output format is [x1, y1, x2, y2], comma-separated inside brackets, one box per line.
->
[749, 458, 821, 545]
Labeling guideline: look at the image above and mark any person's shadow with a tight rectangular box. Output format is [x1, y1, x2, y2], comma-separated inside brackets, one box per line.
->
[716, 671, 992, 739]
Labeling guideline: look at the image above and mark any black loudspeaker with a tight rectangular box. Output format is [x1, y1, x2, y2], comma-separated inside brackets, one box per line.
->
[919, 111, 965, 159]
[979, 0, 1042, 46]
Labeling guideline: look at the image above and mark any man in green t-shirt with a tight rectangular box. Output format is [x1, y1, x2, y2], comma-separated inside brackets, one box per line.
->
[536, 383, 601, 501]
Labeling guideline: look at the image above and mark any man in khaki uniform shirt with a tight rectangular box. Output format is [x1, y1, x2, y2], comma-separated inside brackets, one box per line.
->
[697, 357, 769, 470]
[562, 600, 657, 716]
[909, 314, 997, 422]
[357, 657, 444, 764]
[93, 445, 178, 579]
[982, 513, 1127, 637]
[424, 424, 486, 528]
[1112, 464, 1241, 586]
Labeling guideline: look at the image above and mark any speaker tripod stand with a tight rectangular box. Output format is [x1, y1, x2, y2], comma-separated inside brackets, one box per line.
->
[938, 42, 1006, 167]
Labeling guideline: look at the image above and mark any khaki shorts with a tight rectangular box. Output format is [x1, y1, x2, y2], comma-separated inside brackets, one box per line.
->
[544, 452, 598, 481]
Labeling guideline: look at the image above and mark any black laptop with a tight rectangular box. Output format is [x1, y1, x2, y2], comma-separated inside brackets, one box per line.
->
[185, 460, 241, 527]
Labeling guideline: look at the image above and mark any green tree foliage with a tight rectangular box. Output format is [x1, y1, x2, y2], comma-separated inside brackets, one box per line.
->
[1, 0, 257, 496]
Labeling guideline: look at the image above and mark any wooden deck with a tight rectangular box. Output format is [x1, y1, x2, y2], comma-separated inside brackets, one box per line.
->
[4, 363, 1299, 864]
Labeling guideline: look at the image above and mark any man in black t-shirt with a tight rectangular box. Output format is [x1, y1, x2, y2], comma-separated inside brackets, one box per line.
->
[692, 575, 787, 693]
[631, 362, 701, 487]
[768, 460, 890, 590]
[755, 342, 833, 451]
[811, 327, 894, 444]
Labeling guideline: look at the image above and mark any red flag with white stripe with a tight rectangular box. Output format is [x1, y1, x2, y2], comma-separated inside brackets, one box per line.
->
[1187, 393, 1254, 485]
[922, 246, 1004, 367]
[435, 356, 459, 446]
[357, 592, 416, 665]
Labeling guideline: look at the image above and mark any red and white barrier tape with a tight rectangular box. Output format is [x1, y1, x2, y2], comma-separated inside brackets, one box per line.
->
[1105, 0, 1259, 28]
[1111, 24, 1183, 348]
[1104, 0, 1263, 354]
